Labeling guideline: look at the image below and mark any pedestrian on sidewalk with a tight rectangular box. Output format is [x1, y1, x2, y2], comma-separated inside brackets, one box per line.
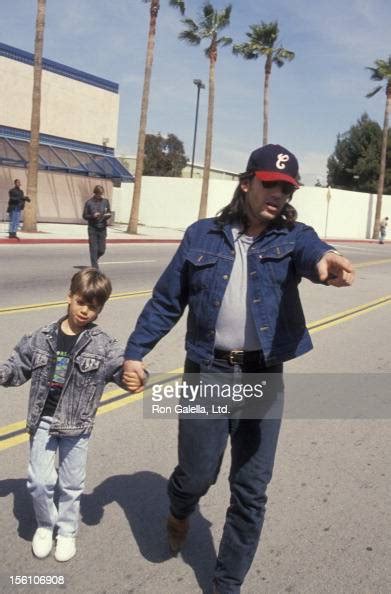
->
[7, 179, 30, 239]
[123, 144, 355, 594]
[379, 216, 388, 244]
[82, 185, 112, 268]
[0, 269, 142, 562]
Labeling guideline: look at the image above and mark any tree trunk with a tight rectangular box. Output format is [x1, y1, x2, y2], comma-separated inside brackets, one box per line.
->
[23, 0, 46, 232]
[198, 48, 216, 220]
[372, 82, 390, 239]
[127, 0, 159, 234]
[263, 55, 272, 146]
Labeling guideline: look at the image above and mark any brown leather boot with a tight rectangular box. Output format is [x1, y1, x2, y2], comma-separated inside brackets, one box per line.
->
[166, 514, 189, 554]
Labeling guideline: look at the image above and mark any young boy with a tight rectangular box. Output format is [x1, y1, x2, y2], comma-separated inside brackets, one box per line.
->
[0, 269, 141, 562]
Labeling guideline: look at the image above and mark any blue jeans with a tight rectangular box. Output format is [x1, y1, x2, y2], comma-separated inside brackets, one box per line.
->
[27, 417, 89, 536]
[88, 226, 107, 268]
[168, 356, 283, 593]
[9, 208, 21, 234]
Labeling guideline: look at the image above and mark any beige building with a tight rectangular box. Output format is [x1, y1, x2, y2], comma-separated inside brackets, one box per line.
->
[120, 155, 239, 181]
[0, 42, 132, 223]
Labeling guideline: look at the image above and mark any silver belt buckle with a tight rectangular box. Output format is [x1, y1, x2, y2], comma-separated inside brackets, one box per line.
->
[229, 350, 244, 365]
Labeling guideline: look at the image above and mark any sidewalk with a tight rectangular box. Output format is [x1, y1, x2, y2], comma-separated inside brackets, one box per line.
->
[0, 222, 185, 244]
[0, 221, 387, 244]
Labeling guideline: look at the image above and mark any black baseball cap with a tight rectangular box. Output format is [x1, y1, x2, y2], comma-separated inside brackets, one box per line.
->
[245, 144, 299, 188]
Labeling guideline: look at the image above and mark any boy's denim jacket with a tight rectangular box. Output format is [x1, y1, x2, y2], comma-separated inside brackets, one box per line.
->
[0, 319, 124, 436]
[125, 217, 334, 367]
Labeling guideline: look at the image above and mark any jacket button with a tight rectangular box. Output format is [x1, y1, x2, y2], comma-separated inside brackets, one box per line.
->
[214, 300, 220, 306]
[259, 255, 263, 260]
[260, 326, 269, 331]
[223, 274, 229, 280]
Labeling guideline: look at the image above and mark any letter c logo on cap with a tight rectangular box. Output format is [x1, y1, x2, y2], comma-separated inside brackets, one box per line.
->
[276, 154, 289, 170]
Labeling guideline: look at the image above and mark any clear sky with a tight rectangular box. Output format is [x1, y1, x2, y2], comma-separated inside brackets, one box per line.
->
[2, 0, 390, 184]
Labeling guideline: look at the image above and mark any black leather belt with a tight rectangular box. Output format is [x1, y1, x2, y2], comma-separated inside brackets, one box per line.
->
[213, 349, 262, 365]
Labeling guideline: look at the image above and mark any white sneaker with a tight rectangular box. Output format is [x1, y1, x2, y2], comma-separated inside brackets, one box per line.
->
[32, 527, 53, 558]
[54, 535, 76, 562]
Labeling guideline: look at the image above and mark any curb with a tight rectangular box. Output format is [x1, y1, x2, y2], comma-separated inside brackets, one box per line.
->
[0, 238, 182, 245]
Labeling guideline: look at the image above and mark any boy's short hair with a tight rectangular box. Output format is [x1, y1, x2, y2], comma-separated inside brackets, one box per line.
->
[69, 268, 112, 308]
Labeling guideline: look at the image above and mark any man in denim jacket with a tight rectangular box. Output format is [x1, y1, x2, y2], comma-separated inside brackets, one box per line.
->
[124, 144, 355, 593]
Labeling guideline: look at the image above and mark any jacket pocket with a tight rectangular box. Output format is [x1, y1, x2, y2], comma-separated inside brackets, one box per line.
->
[257, 243, 295, 285]
[31, 350, 50, 385]
[79, 384, 98, 421]
[74, 354, 102, 373]
[185, 251, 219, 293]
[73, 353, 102, 393]
[32, 351, 50, 369]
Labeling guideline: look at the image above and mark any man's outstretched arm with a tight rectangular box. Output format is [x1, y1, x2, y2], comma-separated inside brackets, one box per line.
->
[316, 251, 355, 287]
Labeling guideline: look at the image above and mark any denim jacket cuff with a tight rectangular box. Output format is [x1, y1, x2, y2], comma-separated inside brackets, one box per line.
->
[124, 346, 144, 361]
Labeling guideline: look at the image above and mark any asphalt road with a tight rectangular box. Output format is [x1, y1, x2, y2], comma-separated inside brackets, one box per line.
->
[0, 242, 391, 594]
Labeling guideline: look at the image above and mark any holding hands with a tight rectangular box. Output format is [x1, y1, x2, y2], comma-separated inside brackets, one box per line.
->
[122, 360, 147, 393]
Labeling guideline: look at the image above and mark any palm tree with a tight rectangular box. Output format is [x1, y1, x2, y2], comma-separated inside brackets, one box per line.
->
[233, 22, 294, 145]
[23, 0, 46, 232]
[366, 56, 391, 239]
[179, 2, 232, 220]
[127, 0, 185, 234]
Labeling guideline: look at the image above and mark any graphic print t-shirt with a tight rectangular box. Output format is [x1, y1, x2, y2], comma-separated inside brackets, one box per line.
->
[41, 327, 79, 417]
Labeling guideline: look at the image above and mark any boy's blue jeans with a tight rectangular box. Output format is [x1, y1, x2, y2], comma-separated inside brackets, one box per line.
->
[27, 417, 89, 536]
[168, 357, 283, 594]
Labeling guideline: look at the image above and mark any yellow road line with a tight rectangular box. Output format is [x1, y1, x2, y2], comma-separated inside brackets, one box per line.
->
[0, 369, 184, 452]
[0, 257, 390, 316]
[0, 419, 25, 436]
[308, 294, 391, 333]
[0, 387, 139, 452]
[0, 290, 152, 315]
[0, 434, 29, 449]
[354, 258, 391, 268]
[0, 293, 390, 450]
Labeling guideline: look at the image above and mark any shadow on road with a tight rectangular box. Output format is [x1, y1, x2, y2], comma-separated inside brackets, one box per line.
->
[0, 478, 35, 541]
[81, 471, 217, 593]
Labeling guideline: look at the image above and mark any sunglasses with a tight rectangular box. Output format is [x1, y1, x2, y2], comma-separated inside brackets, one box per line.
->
[261, 180, 296, 195]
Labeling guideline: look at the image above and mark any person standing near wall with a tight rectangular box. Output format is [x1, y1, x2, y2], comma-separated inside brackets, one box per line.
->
[379, 216, 389, 244]
[7, 179, 30, 239]
[82, 185, 111, 269]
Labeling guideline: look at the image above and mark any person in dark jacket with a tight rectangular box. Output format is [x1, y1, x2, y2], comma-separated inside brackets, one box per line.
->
[82, 185, 111, 269]
[123, 144, 355, 594]
[7, 179, 30, 239]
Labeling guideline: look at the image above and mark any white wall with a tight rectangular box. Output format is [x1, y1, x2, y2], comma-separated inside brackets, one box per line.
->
[0, 57, 119, 147]
[112, 178, 391, 239]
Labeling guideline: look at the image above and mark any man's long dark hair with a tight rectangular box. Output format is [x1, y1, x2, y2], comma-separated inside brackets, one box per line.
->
[216, 173, 297, 231]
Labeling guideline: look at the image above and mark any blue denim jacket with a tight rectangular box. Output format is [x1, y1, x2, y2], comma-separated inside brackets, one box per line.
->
[125, 218, 334, 367]
[0, 319, 124, 436]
